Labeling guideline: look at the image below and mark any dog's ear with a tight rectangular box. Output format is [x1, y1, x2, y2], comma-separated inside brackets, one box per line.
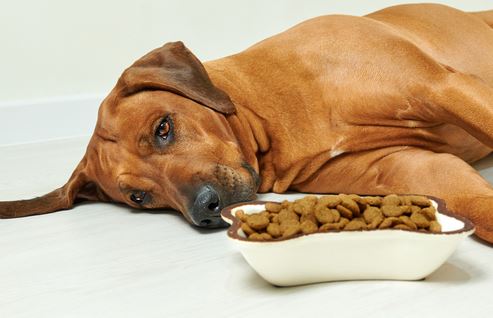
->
[117, 41, 236, 114]
[0, 157, 106, 218]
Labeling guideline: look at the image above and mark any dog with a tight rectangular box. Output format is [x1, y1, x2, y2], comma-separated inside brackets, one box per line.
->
[2, 3, 493, 243]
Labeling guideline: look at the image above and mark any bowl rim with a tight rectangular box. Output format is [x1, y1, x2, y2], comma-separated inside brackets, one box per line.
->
[221, 194, 475, 242]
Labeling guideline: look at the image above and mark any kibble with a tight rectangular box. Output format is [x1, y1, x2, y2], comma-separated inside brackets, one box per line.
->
[266, 223, 282, 238]
[381, 205, 404, 217]
[237, 194, 443, 240]
[336, 204, 353, 219]
[265, 202, 282, 213]
[246, 213, 269, 231]
[300, 220, 318, 234]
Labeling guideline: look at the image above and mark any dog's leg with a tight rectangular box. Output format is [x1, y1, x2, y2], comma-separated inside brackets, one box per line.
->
[292, 146, 493, 243]
[425, 71, 493, 148]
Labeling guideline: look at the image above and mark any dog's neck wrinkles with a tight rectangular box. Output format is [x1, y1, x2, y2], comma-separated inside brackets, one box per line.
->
[205, 57, 336, 193]
[203, 66, 269, 148]
[204, 61, 279, 191]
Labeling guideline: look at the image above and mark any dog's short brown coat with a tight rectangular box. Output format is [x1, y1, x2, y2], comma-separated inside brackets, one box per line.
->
[3, 4, 493, 243]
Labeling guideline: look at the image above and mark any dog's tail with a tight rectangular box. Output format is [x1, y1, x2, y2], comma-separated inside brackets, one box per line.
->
[472, 10, 493, 28]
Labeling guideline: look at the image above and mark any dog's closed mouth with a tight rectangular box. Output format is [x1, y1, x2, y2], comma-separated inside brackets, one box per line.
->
[198, 215, 229, 228]
[242, 162, 261, 190]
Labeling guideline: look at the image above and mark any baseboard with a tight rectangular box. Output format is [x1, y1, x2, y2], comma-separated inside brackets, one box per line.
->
[0, 95, 104, 146]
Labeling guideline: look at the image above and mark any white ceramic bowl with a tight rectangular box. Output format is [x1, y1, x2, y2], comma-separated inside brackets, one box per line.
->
[221, 196, 475, 286]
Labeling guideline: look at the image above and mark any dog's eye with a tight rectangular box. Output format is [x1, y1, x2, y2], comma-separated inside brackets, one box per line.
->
[130, 191, 147, 204]
[156, 117, 171, 140]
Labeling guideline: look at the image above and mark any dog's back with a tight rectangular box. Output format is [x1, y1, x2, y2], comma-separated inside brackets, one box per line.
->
[233, 3, 493, 86]
[470, 9, 493, 28]
[367, 3, 493, 84]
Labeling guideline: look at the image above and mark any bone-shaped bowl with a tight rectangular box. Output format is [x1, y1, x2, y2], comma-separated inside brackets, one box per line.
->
[221, 196, 474, 286]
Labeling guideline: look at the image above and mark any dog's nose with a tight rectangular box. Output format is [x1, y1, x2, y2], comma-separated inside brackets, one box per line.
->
[191, 185, 228, 228]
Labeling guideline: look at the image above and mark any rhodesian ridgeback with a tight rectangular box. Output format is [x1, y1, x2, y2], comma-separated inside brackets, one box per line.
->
[2, 3, 493, 243]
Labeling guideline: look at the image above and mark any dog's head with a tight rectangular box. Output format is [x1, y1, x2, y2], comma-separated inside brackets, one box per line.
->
[0, 42, 260, 227]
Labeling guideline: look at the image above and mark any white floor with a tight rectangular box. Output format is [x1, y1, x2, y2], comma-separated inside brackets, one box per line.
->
[1, 137, 493, 318]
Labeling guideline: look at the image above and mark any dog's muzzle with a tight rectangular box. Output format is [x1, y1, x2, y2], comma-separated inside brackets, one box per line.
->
[189, 163, 260, 228]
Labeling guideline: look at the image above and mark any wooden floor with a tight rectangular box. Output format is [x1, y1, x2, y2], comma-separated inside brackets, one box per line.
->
[1, 137, 493, 318]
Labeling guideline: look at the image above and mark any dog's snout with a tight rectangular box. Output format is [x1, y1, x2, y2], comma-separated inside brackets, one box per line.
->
[191, 185, 228, 228]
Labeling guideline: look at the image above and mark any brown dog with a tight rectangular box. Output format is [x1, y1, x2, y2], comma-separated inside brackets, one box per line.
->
[2, 3, 493, 243]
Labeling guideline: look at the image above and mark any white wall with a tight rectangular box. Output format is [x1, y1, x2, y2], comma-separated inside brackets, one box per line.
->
[1, 0, 490, 102]
[0, 0, 491, 144]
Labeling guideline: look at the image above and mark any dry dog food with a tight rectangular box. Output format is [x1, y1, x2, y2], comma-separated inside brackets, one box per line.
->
[236, 194, 442, 241]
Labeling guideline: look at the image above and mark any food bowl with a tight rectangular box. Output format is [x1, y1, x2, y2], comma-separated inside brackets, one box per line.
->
[221, 196, 474, 286]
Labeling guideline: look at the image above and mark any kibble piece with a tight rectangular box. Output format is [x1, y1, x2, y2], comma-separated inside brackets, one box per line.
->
[381, 205, 404, 217]
[410, 211, 431, 228]
[241, 223, 256, 236]
[260, 233, 272, 240]
[246, 213, 270, 230]
[344, 218, 367, 230]
[367, 216, 384, 229]
[399, 215, 418, 230]
[420, 207, 437, 221]
[410, 196, 432, 207]
[305, 194, 318, 203]
[346, 194, 361, 201]
[362, 196, 383, 206]
[410, 205, 421, 214]
[347, 194, 368, 211]
[265, 202, 282, 213]
[363, 206, 383, 224]
[271, 214, 279, 223]
[292, 203, 304, 215]
[293, 197, 317, 215]
[318, 195, 341, 208]
[249, 233, 267, 240]
[260, 211, 270, 219]
[305, 199, 319, 212]
[300, 212, 318, 225]
[340, 197, 361, 217]
[319, 222, 341, 232]
[400, 196, 413, 206]
[429, 220, 442, 233]
[378, 218, 392, 229]
[278, 209, 299, 223]
[379, 217, 403, 229]
[394, 224, 413, 230]
[292, 199, 307, 213]
[280, 219, 300, 231]
[281, 200, 290, 208]
[382, 194, 401, 206]
[236, 209, 248, 222]
[302, 195, 319, 203]
[266, 223, 282, 238]
[282, 223, 301, 238]
[400, 205, 412, 214]
[336, 204, 353, 219]
[315, 207, 336, 224]
[301, 220, 318, 234]
[339, 217, 350, 227]
[285, 204, 297, 214]
[330, 209, 341, 223]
